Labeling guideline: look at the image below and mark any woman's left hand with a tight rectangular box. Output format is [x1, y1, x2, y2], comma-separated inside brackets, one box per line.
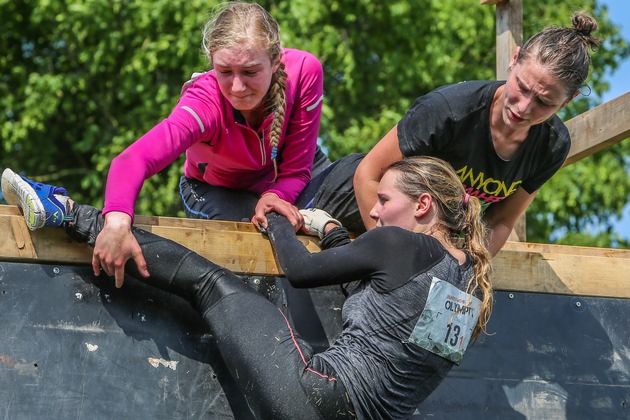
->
[252, 192, 303, 231]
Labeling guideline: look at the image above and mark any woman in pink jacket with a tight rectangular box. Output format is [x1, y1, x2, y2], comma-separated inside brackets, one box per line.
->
[95, 2, 326, 285]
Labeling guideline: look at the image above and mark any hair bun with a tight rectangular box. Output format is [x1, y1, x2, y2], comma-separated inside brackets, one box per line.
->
[572, 12, 598, 36]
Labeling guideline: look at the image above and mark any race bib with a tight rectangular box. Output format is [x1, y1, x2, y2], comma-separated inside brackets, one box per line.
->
[408, 277, 481, 365]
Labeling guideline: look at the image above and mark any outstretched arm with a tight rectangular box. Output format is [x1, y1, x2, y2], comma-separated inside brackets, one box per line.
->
[266, 213, 376, 288]
[252, 52, 324, 230]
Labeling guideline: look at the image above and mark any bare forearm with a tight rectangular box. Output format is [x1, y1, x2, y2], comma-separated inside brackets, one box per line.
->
[485, 224, 513, 257]
[483, 188, 537, 257]
[354, 125, 404, 230]
[354, 177, 379, 230]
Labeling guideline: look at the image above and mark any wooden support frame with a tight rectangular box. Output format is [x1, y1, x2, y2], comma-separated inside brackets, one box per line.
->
[2, 204, 630, 299]
[564, 91, 630, 166]
[483, 0, 526, 241]
[498, 0, 525, 242]
[495, 241, 630, 299]
[0, 204, 319, 276]
[491, 0, 523, 80]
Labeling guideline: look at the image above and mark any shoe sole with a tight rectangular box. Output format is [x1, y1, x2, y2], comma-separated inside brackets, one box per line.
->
[1, 168, 46, 230]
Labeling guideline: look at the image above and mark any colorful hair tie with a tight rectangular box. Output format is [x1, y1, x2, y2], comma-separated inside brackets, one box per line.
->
[271, 146, 278, 182]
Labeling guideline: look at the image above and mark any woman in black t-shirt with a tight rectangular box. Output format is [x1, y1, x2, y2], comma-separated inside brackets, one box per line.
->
[306, 12, 601, 256]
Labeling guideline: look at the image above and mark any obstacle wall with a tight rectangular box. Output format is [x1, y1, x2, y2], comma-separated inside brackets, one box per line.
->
[1, 260, 629, 418]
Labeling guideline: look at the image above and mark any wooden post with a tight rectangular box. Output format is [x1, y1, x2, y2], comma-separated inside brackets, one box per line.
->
[563, 91, 630, 166]
[492, 0, 523, 79]
[482, 0, 525, 242]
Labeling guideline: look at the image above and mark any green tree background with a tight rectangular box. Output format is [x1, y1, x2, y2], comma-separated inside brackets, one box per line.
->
[1, 0, 629, 248]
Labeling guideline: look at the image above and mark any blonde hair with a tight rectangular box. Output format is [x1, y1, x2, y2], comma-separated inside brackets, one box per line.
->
[387, 156, 493, 340]
[517, 11, 601, 97]
[202, 2, 287, 177]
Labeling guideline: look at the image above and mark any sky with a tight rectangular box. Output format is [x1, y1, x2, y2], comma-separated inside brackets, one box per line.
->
[601, 0, 630, 103]
[600, 0, 630, 241]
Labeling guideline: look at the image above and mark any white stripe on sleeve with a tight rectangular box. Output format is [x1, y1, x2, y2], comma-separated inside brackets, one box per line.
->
[181, 106, 205, 133]
[306, 94, 324, 112]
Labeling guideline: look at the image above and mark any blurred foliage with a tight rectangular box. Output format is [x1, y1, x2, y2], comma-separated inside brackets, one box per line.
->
[1, 0, 628, 248]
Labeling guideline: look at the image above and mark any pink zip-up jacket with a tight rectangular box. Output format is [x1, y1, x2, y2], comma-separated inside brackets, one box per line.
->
[102, 48, 324, 219]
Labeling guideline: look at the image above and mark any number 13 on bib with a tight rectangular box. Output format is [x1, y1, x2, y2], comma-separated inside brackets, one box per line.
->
[408, 277, 482, 365]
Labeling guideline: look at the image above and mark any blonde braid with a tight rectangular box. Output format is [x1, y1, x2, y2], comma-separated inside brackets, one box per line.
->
[266, 62, 287, 181]
[201, 2, 286, 180]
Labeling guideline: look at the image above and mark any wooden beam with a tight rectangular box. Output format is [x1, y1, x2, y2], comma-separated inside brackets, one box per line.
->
[494, 241, 630, 299]
[493, 0, 523, 80]
[0, 205, 320, 276]
[1, 205, 629, 299]
[486, 0, 524, 241]
[563, 91, 630, 166]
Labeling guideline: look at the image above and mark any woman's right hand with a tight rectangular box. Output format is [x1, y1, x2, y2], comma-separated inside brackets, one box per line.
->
[92, 211, 149, 288]
[251, 192, 303, 231]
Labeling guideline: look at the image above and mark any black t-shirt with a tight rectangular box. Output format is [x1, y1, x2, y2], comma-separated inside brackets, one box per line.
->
[397, 80, 571, 206]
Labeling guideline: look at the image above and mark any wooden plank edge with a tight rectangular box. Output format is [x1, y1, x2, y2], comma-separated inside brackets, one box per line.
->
[0, 205, 321, 276]
[493, 245, 630, 299]
[564, 91, 630, 166]
[2, 206, 629, 298]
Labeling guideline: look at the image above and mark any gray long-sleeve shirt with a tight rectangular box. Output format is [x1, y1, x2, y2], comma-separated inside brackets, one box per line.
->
[268, 214, 479, 419]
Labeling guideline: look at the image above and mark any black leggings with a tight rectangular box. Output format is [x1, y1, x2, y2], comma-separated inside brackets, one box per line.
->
[65, 205, 355, 419]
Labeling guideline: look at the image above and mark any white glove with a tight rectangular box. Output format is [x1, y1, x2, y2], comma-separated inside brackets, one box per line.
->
[299, 208, 342, 239]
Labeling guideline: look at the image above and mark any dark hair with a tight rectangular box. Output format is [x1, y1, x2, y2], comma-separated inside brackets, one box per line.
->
[516, 11, 601, 96]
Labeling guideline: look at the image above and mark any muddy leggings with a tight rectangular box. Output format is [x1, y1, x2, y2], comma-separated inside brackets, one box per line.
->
[65, 204, 355, 419]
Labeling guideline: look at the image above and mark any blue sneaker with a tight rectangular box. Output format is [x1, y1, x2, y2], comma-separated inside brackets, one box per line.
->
[1, 168, 72, 230]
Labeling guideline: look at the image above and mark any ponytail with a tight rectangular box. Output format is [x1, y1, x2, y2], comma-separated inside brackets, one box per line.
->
[460, 195, 493, 341]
